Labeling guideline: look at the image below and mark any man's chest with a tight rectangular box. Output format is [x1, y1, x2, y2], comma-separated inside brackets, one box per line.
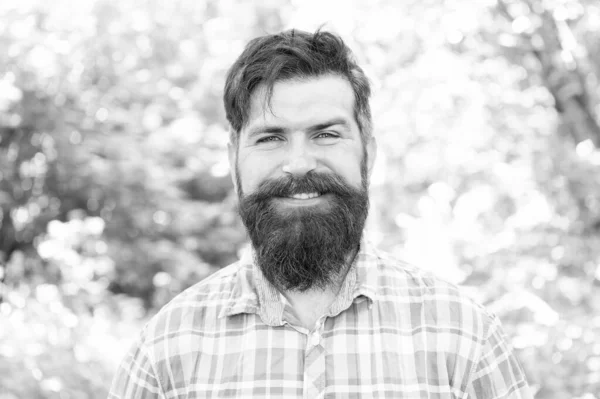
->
[153, 308, 474, 398]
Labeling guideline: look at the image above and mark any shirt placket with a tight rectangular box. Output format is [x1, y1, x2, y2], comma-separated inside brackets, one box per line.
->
[303, 318, 326, 399]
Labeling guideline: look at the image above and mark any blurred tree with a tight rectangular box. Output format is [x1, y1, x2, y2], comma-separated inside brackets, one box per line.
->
[0, 0, 247, 308]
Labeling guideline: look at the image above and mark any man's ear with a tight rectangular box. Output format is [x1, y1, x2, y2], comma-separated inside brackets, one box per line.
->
[366, 136, 377, 180]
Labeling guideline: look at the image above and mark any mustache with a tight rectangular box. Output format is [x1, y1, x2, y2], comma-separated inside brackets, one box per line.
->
[244, 171, 360, 201]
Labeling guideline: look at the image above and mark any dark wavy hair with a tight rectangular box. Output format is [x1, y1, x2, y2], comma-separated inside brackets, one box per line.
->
[223, 29, 372, 147]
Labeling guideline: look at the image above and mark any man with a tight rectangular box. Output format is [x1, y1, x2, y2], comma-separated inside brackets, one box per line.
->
[109, 29, 532, 398]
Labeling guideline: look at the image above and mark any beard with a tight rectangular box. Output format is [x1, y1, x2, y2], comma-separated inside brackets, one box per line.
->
[236, 158, 370, 293]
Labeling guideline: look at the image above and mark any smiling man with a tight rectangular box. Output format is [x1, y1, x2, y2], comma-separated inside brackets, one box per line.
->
[109, 29, 532, 398]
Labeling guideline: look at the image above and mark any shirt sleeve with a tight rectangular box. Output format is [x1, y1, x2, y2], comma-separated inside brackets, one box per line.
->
[108, 331, 165, 399]
[464, 313, 533, 399]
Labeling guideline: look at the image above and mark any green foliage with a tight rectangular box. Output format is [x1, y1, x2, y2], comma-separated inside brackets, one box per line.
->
[1, 0, 600, 398]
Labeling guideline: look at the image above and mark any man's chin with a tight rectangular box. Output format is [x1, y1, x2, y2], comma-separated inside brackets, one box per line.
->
[255, 227, 351, 292]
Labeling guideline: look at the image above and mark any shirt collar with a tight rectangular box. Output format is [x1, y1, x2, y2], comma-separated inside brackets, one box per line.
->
[218, 235, 380, 324]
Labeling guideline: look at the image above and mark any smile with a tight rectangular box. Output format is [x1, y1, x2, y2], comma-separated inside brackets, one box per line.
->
[275, 193, 331, 207]
[287, 192, 321, 200]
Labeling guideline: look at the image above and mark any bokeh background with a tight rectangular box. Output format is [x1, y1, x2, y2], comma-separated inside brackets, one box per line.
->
[1, 0, 600, 397]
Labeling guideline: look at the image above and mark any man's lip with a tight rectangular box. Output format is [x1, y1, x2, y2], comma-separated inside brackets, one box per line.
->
[274, 193, 332, 205]
[285, 193, 322, 199]
[276, 192, 329, 198]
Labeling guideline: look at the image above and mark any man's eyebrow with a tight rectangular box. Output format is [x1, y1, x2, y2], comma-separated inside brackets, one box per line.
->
[307, 118, 352, 133]
[247, 118, 351, 138]
[247, 125, 286, 138]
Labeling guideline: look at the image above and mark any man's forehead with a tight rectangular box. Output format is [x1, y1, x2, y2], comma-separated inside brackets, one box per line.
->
[244, 76, 356, 129]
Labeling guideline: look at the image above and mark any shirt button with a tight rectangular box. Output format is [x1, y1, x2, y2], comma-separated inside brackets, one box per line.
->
[311, 332, 320, 346]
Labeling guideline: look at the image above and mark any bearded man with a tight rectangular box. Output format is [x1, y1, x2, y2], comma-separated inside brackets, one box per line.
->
[109, 29, 532, 398]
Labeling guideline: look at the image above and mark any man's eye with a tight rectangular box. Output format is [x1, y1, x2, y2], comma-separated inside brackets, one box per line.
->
[316, 132, 338, 139]
[257, 136, 282, 143]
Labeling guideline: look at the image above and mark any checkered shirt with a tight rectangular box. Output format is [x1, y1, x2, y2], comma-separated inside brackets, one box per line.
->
[109, 238, 532, 398]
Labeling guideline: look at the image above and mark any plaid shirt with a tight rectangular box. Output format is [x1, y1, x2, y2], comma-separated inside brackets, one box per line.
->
[109, 238, 532, 399]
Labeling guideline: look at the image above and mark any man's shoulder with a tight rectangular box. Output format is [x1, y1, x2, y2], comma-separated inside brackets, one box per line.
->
[140, 261, 244, 338]
[369, 245, 464, 294]
[171, 261, 242, 304]
[370, 246, 494, 335]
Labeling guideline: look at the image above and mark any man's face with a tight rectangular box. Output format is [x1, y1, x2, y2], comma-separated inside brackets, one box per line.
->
[228, 75, 377, 292]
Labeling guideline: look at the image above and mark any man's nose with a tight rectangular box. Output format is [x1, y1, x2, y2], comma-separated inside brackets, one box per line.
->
[282, 141, 317, 176]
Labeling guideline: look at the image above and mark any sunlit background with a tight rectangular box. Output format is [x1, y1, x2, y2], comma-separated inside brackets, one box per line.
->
[1, 0, 600, 397]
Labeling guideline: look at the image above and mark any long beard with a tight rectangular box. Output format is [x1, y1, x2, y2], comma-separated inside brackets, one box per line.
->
[236, 162, 369, 292]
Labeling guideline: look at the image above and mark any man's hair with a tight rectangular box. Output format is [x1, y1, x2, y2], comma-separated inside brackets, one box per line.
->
[223, 29, 372, 147]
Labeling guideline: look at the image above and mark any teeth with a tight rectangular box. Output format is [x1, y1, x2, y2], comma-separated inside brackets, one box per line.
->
[290, 192, 320, 200]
